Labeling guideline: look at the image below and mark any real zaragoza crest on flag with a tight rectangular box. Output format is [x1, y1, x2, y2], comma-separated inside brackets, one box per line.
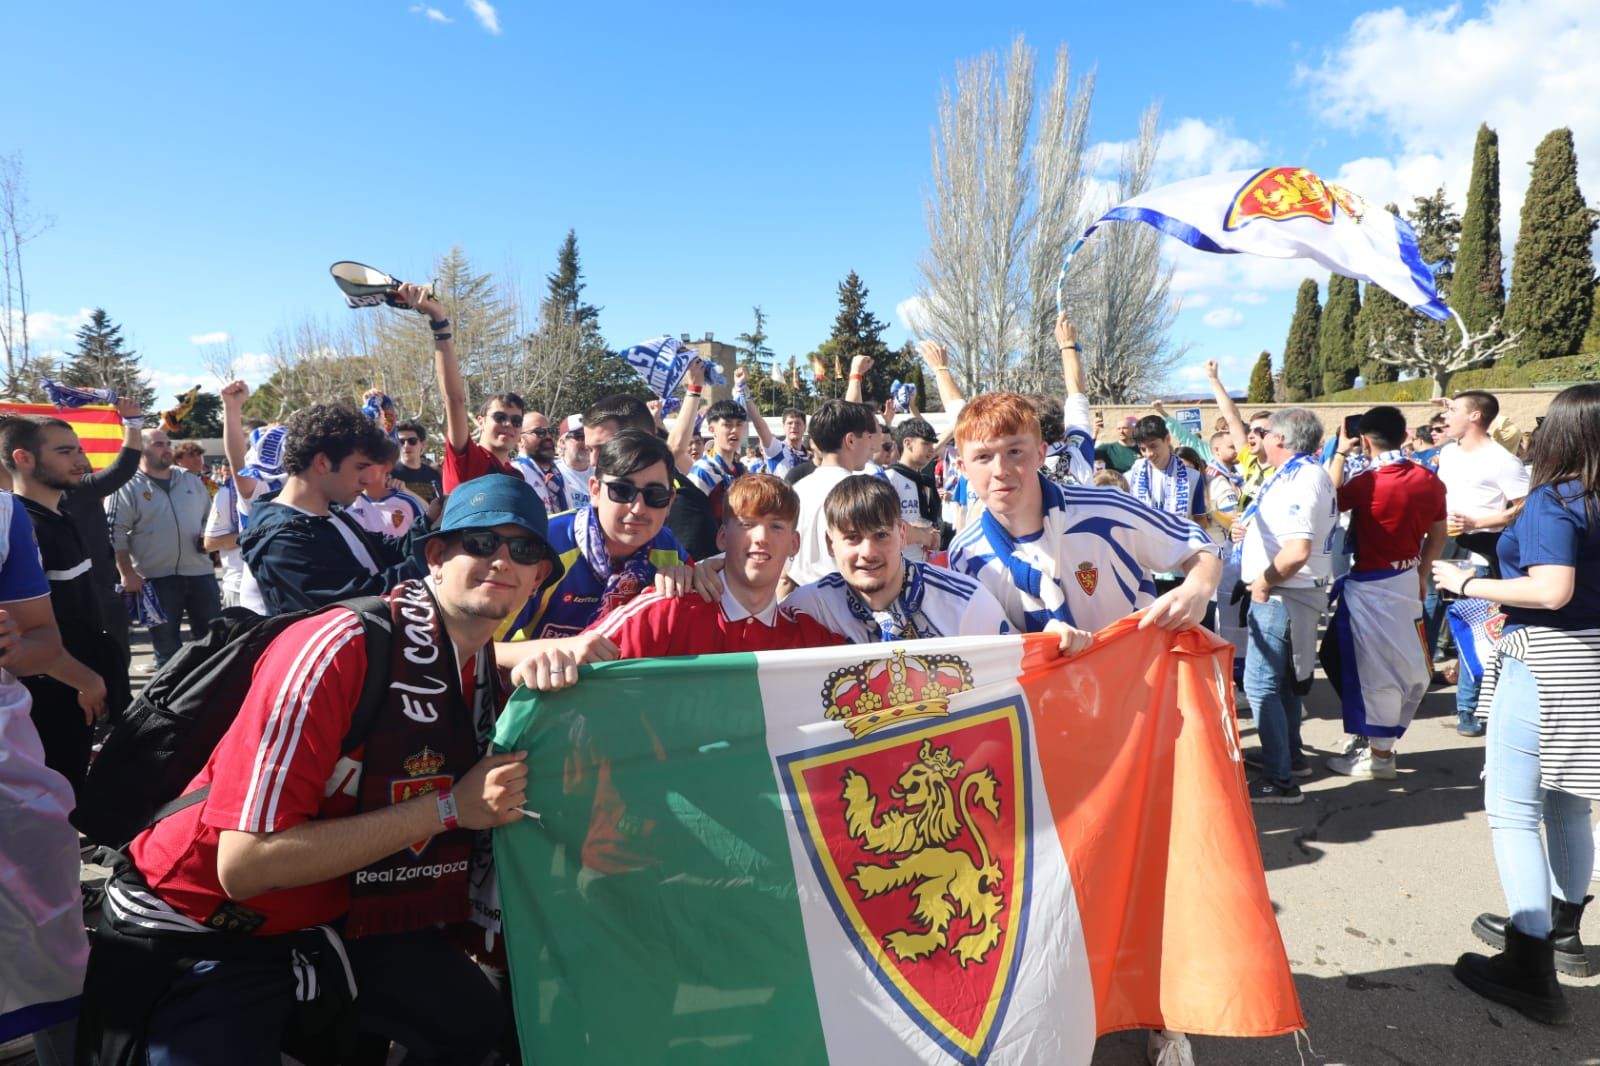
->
[491, 621, 1302, 1064]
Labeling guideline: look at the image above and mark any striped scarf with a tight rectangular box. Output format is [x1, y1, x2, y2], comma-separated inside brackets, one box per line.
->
[977, 474, 1076, 628]
[842, 559, 932, 642]
[1130, 451, 1191, 518]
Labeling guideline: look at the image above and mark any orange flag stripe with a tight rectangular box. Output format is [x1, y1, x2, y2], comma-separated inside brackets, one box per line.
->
[1021, 621, 1303, 1038]
[0, 403, 126, 469]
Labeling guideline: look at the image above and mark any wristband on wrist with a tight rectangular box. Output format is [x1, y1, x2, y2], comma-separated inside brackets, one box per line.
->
[428, 317, 450, 332]
[1061, 344, 1081, 352]
[432, 332, 452, 343]
[849, 373, 863, 382]
[1460, 576, 1476, 598]
[685, 385, 704, 397]
[435, 787, 459, 831]
[121, 415, 145, 429]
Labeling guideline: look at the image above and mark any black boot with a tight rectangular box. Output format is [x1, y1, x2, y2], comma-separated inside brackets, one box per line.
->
[1471, 894, 1592, 977]
[1454, 924, 1572, 1026]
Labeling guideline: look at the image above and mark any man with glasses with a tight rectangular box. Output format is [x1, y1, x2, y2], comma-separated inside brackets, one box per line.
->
[513, 411, 569, 516]
[85, 476, 559, 1065]
[556, 420, 592, 510]
[499, 430, 693, 644]
[398, 282, 525, 492]
[391, 419, 443, 507]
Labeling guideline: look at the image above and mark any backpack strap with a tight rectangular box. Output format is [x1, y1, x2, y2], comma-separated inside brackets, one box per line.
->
[144, 597, 394, 829]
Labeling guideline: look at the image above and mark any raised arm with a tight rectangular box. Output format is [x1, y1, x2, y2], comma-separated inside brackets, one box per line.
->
[845, 355, 872, 404]
[1055, 314, 1087, 397]
[1206, 360, 1249, 457]
[734, 366, 775, 449]
[917, 341, 967, 414]
[666, 358, 706, 475]
[218, 379, 256, 499]
[402, 282, 469, 453]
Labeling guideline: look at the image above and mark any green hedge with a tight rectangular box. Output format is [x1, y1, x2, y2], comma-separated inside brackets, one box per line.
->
[1325, 351, 1600, 403]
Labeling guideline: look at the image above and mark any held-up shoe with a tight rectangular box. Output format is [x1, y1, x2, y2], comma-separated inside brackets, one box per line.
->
[1326, 747, 1397, 780]
[1472, 896, 1592, 978]
[1249, 779, 1304, 805]
[1454, 925, 1571, 1026]
[1242, 749, 1314, 778]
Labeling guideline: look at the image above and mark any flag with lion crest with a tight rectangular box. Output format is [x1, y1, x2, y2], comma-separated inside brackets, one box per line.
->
[491, 619, 1301, 1064]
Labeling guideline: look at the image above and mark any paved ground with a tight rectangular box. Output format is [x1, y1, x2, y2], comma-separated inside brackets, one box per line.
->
[1092, 680, 1600, 1066]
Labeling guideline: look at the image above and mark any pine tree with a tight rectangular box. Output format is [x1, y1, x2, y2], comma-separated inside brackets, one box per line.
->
[1353, 281, 1409, 384]
[1246, 351, 1274, 405]
[1505, 127, 1597, 362]
[826, 271, 895, 401]
[1281, 280, 1323, 401]
[542, 229, 601, 338]
[1452, 124, 1506, 339]
[61, 309, 156, 410]
[1319, 274, 1361, 395]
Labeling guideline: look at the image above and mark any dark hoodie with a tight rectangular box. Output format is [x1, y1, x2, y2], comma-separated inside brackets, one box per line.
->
[239, 493, 427, 615]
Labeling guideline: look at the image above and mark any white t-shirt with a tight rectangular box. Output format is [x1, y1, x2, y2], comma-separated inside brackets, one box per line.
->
[1434, 440, 1528, 516]
[883, 467, 928, 563]
[204, 480, 244, 599]
[557, 462, 592, 510]
[787, 465, 856, 585]
[1240, 456, 1337, 588]
[785, 562, 1009, 642]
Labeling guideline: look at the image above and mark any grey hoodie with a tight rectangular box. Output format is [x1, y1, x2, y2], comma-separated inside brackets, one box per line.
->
[106, 468, 215, 578]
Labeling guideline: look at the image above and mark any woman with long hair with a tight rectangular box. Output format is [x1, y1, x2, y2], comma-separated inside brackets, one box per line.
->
[1432, 383, 1600, 1026]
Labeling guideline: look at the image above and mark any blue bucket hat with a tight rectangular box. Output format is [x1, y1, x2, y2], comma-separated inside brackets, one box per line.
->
[421, 475, 564, 581]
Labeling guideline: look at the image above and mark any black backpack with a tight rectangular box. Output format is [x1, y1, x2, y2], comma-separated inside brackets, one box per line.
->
[76, 597, 393, 848]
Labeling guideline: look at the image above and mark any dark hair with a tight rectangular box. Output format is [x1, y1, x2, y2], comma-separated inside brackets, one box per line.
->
[807, 399, 877, 454]
[704, 400, 747, 427]
[0, 414, 69, 471]
[1131, 414, 1170, 445]
[894, 416, 938, 449]
[822, 475, 901, 536]
[1177, 447, 1204, 472]
[584, 394, 654, 435]
[172, 440, 206, 461]
[1358, 405, 1407, 450]
[1522, 383, 1600, 524]
[372, 437, 401, 464]
[595, 429, 676, 481]
[782, 407, 806, 422]
[1249, 410, 1273, 424]
[396, 419, 427, 442]
[1412, 425, 1435, 446]
[480, 392, 525, 417]
[244, 418, 268, 432]
[1456, 389, 1499, 427]
[1026, 394, 1065, 445]
[282, 403, 388, 476]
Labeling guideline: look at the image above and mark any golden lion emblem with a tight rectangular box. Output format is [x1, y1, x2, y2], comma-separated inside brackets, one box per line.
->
[840, 738, 1005, 967]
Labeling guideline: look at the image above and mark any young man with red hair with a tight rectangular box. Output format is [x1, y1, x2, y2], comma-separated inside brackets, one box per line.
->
[593, 474, 842, 656]
[947, 392, 1221, 652]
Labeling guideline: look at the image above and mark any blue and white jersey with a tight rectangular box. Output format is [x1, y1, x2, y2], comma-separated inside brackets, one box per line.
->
[764, 439, 807, 478]
[947, 474, 1218, 635]
[1043, 393, 1097, 485]
[687, 451, 743, 498]
[785, 560, 1011, 643]
[0, 493, 49, 606]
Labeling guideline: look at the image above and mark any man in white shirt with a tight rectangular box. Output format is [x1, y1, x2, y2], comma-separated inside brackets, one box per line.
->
[765, 408, 811, 478]
[787, 398, 880, 587]
[787, 475, 1009, 641]
[514, 411, 570, 515]
[1432, 388, 1528, 735]
[1237, 407, 1337, 805]
[556, 421, 592, 510]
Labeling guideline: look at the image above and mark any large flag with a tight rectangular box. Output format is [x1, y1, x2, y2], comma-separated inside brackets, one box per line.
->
[492, 620, 1302, 1064]
[1080, 166, 1450, 320]
[0, 402, 123, 470]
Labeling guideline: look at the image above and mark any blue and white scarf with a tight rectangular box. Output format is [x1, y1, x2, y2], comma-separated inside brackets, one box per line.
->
[977, 473, 1076, 627]
[1233, 452, 1316, 564]
[39, 377, 116, 408]
[842, 559, 933, 642]
[1130, 451, 1191, 518]
[689, 451, 741, 497]
[575, 505, 658, 622]
[620, 335, 726, 403]
[891, 380, 916, 411]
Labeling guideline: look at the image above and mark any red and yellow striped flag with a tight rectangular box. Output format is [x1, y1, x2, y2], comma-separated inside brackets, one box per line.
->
[0, 403, 124, 470]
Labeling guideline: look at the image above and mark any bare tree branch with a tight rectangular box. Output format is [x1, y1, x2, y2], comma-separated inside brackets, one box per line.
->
[1367, 312, 1521, 398]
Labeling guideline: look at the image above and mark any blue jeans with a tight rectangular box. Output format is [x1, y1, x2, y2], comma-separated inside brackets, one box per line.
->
[1485, 656, 1595, 938]
[148, 573, 221, 667]
[1244, 595, 1303, 786]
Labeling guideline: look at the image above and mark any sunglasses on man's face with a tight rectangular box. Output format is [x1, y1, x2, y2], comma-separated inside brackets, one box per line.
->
[524, 427, 552, 438]
[398, 436, 421, 446]
[488, 411, 524, 428]
[602, 479, 673, 510]
[1248, 426, 1271, 437]
[455, 529, 549, 566]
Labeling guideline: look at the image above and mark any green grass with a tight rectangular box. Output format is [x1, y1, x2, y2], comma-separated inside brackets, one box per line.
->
[1324, 351, 1600, 403]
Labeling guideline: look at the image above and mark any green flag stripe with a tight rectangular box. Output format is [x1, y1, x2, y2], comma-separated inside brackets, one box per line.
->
[493, 654, 830, 1064]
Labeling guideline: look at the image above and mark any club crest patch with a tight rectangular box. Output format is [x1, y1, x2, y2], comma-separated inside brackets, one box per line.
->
[1074, 561, 1099, 596]
[390, 746, 452, 857]
[1224, 166, 1367, 232]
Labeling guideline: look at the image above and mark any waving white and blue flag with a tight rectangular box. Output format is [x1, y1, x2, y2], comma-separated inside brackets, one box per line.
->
[1063, 167, 1450, 321]
[620, 335, 727, 403]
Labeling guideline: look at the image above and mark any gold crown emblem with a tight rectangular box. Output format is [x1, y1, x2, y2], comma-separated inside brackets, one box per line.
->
[820, 649, 975, 739]
[403, 746, 446, 777]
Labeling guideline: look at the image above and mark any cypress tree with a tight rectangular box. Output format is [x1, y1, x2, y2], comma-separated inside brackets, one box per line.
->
[1281, 279, 1322, 401]
[1452, 124, 1506, 337]
[61, 309, 157, 410]
[1319, 274, 1361, 394]
[1246, 350, 1274, 405]
[1504, 127, 1597, 362]
[1353, 282, 1409, 384]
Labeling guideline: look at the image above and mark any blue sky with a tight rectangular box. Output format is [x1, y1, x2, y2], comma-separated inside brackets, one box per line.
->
[5, 0, 1595, 405]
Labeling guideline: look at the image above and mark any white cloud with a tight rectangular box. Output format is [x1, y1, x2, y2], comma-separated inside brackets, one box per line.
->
[189, 330, 229, 345]
[465, 0, 500, 33]
[1181, 292, 1212, 308]
[145, 351, 274, 397]
[11, 307, 92, 344]
[1092, 117, 1265, 190]
[1170, 350, 1251, 390]
[411, 4, 452, 22]
[1202, 307, 1246, 329]
[1300, 0, 1600, 247]
[895, 295, 932, 336]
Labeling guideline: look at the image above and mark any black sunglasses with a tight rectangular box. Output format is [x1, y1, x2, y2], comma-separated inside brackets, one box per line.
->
[398, 436, 421, 446]
[454, 530, 549, 566]
[488, 411, 524, 428]
[1247, 426, 1270, 437]
[602, 479, 673, 509]
[524, 426, 552, 437]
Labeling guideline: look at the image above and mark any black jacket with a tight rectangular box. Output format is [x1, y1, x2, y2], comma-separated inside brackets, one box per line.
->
[890, 461, 955, 550]
[62, 445, 143, 588]
[239, 493, 426, 615]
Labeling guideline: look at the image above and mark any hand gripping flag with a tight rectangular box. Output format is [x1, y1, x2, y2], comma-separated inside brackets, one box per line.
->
[1061, 166, 1450, 321]
[620, 336, 727, 405]
[491, 620, 1302, 1063]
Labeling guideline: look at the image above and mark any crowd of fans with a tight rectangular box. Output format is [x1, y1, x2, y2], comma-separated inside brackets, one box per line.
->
[1, 279, 1596, 1063]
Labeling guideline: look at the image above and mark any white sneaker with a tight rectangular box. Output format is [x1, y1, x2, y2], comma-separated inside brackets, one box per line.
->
[1147, 1030, 1195, 1066]
[1327, 746, 1397, 780]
